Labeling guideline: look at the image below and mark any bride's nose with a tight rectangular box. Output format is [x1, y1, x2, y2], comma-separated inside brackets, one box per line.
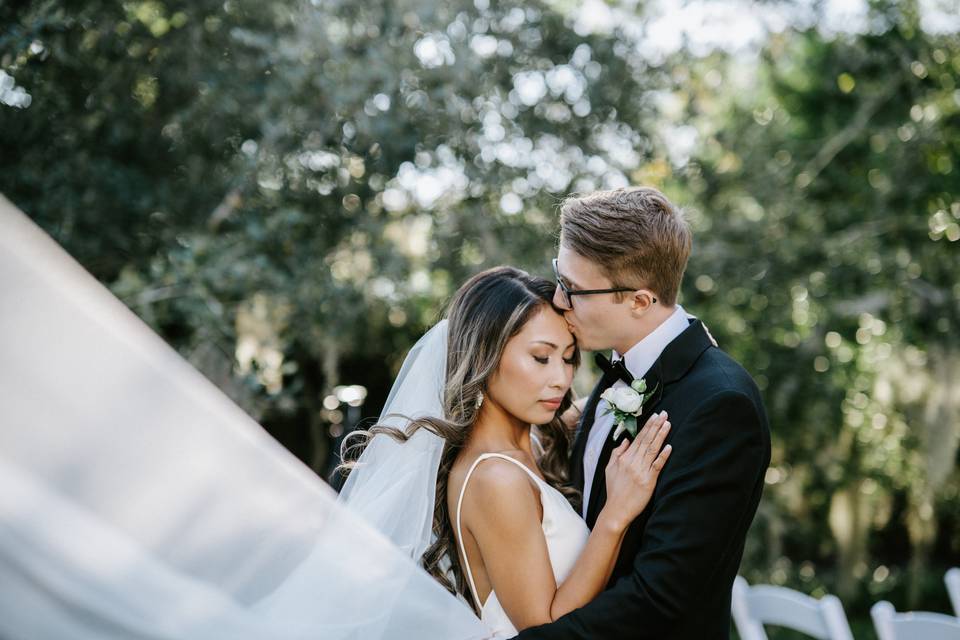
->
[548, 365, 571, 390]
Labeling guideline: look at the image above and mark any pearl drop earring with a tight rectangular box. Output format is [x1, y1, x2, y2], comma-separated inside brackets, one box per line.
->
[476, 392, 484, 409]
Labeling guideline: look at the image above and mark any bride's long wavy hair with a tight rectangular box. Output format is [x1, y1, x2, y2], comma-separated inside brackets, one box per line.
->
[339, 266, 580, 604]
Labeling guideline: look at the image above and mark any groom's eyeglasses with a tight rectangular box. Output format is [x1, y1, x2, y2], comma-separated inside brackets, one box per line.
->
[552, 258, 656, 308]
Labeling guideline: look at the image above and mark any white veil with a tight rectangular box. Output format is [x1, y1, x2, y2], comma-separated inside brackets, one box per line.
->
[338, 319, 449, 563]
[0, 195, 489, 640]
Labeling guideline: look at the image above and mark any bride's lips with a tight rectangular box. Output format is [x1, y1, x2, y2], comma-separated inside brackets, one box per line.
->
[539, 398, 563, 409]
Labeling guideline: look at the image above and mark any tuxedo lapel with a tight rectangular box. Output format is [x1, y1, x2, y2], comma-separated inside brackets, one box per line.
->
[583, 319, 716, 528]
[570, 366, 619, 493]
[584, 361, 664, 527]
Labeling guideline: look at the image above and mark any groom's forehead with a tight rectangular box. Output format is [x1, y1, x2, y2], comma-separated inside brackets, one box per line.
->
[557, 247, 604, 285]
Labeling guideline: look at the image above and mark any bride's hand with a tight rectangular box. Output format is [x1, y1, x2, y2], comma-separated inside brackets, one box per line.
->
[599, 411, 672, 532]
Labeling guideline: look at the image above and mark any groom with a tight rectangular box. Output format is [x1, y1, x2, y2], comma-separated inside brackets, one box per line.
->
[515, 187, 770, 639]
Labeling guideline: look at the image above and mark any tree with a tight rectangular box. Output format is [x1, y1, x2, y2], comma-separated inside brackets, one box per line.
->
[671, 4, 959, 611]
[2, 0, 668, 469]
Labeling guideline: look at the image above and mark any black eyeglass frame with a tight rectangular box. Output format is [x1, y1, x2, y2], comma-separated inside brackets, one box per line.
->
[552, 258, 657, 307]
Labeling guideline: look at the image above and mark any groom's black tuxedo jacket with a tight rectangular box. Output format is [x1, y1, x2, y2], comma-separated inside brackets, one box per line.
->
[515, 319, 770, 640]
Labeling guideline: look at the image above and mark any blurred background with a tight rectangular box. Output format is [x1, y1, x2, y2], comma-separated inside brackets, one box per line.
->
[2, 0, 958, 636]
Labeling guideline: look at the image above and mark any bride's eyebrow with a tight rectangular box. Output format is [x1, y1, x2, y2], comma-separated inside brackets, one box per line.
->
[532, 340, 576, 350]
[532, 340, 558, 349]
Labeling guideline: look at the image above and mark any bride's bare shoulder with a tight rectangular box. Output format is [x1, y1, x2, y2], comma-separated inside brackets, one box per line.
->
[450, 449, 537, 486]
[450, 451, 542, 520]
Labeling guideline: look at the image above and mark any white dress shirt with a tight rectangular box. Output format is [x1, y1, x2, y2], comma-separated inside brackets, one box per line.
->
[581, 305, 692, 517]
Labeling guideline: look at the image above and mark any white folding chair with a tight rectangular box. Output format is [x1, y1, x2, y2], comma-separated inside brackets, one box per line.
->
[947, 568, 960, 618]
[871, 601, 960, 640]
[732, 575, 854, 640]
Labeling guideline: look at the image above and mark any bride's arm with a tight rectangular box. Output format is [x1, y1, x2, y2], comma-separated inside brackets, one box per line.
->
[463, 414, 672, 630]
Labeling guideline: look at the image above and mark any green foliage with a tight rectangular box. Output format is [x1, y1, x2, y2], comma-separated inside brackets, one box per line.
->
[673, 5, 960, 615]
[2, 0, 665, 461]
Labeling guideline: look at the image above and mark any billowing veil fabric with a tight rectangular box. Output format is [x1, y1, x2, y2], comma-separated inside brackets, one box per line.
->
[338, 319, 448, 563]
[0, 195, 490, 640]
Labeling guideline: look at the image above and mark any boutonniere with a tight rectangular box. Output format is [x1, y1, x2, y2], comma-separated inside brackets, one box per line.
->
[601, 378, 658, 440]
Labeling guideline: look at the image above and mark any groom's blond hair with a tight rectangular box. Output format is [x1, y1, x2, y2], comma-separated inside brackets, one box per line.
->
[559, 186, 691, 306]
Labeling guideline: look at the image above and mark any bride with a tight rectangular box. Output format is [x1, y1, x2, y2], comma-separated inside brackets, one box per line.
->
[0, 199, 669, 639]
[339, 266, 672, 637]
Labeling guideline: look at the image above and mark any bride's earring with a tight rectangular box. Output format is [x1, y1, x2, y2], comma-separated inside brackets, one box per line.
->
[475, 392, 484, 409]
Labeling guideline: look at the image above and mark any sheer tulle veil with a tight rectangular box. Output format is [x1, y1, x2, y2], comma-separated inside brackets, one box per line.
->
[0, 196, 490, 639]
[338, 319, 449, 563]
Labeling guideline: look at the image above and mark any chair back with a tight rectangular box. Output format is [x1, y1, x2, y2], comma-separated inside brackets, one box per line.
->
[871, 600, 960, 640]
[732, 576, 854, 640]
[946, 568, 960, 618]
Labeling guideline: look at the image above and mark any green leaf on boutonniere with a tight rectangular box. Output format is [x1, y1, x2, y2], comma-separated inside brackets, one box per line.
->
[623, 414, 638, 438]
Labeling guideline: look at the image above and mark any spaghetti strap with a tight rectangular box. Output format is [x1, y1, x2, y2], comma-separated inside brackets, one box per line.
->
[454, 453, 543, 613]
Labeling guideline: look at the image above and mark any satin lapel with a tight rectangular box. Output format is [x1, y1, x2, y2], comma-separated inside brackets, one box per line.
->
[584, 361, 664, 527]
[570, 369, 617, 493]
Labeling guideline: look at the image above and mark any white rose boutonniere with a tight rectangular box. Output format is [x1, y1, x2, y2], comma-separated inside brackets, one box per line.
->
[600, 378, 658, 440]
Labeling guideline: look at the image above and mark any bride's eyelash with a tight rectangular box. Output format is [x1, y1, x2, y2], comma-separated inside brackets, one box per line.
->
[534, 355, 577, 365]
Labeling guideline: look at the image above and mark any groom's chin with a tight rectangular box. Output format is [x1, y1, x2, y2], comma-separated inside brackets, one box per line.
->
[575, 337, 609, 353]
[573, 337, 597, 352]
[566, 321, 600, 351]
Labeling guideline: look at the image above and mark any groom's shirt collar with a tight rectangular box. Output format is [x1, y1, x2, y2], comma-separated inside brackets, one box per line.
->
[611, 304, 691, 382]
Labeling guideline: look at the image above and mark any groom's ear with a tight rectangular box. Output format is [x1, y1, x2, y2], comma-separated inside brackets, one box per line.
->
[628, 290, 657, 314]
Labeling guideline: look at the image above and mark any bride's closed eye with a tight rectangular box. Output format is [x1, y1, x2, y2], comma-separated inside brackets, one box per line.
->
[533, 355, 577, 365]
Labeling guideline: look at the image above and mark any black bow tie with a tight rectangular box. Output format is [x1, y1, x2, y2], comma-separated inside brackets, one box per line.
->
[594, 352, 634, 386]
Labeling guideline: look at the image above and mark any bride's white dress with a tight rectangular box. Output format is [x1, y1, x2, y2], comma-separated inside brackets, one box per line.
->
[455, 453, 590, 638]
